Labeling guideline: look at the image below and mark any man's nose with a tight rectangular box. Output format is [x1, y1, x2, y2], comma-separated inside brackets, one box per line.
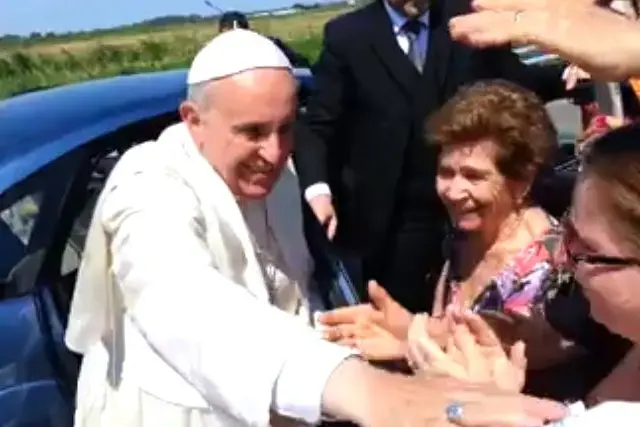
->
[259, 134, 287, 163]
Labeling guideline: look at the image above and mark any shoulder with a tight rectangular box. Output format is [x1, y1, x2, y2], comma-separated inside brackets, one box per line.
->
[100, 141, 200, 225]
[324, 2, 377, 40]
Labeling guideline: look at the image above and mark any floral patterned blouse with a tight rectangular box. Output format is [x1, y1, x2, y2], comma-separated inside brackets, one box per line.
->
[443, 220, 564, 316]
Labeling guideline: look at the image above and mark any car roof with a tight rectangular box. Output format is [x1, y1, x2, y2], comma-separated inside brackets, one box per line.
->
[0, 67, 312, 195]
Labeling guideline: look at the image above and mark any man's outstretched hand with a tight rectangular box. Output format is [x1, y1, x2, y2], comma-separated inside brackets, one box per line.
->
[335, 362, 568, 427]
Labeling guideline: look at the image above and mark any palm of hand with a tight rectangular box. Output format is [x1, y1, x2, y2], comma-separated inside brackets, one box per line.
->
[409, 312, 526, 392]
[375, 300, 413, 340]
[350, 321, 407, 361]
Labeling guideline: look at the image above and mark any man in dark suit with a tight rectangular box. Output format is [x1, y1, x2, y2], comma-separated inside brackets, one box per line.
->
[293, 0, 568, 313]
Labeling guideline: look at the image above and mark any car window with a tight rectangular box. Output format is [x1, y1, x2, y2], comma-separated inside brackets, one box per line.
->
[0, 193, 43, 245]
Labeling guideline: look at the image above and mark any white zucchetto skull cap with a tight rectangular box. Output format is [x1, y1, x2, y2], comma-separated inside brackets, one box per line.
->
[187, 28, 292, 85]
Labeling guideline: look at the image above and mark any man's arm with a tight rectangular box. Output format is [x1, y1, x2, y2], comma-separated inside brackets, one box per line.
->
[270, 37, 311, 68]
[101, 171, 358, 425]
[293, 21, 351, 199]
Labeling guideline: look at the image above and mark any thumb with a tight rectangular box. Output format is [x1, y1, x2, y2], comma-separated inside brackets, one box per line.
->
[326, 214, 338, 240]
[368, 280, 391, 310]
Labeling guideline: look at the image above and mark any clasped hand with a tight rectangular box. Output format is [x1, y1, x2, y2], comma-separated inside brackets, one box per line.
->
[408, 307, 527, 393]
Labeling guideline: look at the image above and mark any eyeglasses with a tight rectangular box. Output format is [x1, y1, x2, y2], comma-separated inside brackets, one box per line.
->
[561, 215, 640, 269]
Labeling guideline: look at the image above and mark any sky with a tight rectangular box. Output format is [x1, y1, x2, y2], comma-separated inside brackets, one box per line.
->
[0, 0, 309, 36]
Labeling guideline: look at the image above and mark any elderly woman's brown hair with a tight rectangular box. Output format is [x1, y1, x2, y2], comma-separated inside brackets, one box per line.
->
[427, 79, 558, 185]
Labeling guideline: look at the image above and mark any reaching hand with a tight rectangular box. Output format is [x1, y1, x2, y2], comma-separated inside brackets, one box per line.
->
[408, 309, 527, 392]
[308, 194, 338, 239]
[361, 372, 567, 427]
[322, 318, 408, 361]
[318, 281, 414, 360]
[448, 0, 640, 81]
[318, 280, 414, 339]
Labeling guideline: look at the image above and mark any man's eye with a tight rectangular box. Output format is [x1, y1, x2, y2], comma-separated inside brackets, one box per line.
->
[278, 122, 293, 135]
[239, 125, 265, 142]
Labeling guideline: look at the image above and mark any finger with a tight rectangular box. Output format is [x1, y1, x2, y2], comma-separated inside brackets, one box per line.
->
[317, 304, 376, 326]
[357, 336, 406, 361]
[408, 314, 448, 367]
[565, 69, 578, 90]
[519, 397, 568, 421]
[326, 215, 337, 240]
[446, 333, 465, 365]
[471, 0, 549, 12]
[449, 10, 532, 47]
[455, 396, 567, 427]
[368, 280, 394, 312]
[452, 323, 489, 381]
[321, 326, 343, 342]
[463, 310, 503, 347]
[336, 337, 359, 350]
[409, 333, 452, 372]
[509, 340, 528, 371]
[322, 324, 356, 342]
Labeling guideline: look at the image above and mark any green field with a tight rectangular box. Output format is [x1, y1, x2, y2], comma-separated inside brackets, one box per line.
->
[0, 7, 347, 100]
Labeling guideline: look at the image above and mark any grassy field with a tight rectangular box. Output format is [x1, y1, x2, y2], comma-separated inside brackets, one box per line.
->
[0, 7, 347, 100]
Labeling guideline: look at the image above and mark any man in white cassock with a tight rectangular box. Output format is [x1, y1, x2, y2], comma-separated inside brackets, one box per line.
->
[63, 29, 570, 427]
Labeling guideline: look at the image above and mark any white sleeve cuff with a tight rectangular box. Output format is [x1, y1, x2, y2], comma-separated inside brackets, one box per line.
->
[273, 339, 357, 423]
[304, 183, 332, 202]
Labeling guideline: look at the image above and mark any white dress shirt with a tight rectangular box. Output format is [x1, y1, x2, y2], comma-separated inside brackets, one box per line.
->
[304, 1, 430, 202]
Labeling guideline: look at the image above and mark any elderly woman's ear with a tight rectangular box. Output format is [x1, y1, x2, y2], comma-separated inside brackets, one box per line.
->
[507, 174, 535, 208]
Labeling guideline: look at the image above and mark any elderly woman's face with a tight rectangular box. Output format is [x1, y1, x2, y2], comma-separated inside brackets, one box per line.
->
[568, 176, 640, 342]
[436, 139, 521, 233]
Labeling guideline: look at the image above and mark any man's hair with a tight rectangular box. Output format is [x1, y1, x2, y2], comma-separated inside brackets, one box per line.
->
[218, 11, 250, 32]
[187, 81, 214, 110]
[427, 79, 558, 182]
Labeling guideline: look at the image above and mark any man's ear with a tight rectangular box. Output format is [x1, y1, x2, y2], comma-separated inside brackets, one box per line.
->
[180, 101, 207, 150]
[179, 100, 201, 127]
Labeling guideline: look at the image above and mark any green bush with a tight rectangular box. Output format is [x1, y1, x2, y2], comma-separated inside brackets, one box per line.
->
[0, 33, 323, 100]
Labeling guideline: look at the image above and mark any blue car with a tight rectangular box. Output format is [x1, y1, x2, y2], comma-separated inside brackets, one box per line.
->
[0, 67, 315, 427]
[0, 58, 580, 426]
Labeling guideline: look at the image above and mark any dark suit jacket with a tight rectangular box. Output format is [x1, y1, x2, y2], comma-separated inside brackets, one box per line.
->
[269, 36, 311, 68]
[293, 0, 566, 253]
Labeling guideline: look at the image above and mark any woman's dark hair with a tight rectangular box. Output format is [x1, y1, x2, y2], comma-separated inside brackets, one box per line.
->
[427, 79, 558, 183]
[218, 11, 250, 32]
[581, 123, 640, 252]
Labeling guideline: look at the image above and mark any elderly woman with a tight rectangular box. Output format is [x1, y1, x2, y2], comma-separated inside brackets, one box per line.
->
[318, 80, 568, 365]
[411, 124, 640, 425]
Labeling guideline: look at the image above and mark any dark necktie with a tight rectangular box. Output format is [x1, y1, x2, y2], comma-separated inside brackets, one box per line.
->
[402, 20, 425, 73]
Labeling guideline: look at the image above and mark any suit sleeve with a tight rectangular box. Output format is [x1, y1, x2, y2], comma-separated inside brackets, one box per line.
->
[100, 171, 353, 425]
[272, 37, 311, 68]
[293, 22, 351, 190]
[483, 46, 567, 103]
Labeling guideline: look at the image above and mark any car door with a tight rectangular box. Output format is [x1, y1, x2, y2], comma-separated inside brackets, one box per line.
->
[0, 152, 83, 427]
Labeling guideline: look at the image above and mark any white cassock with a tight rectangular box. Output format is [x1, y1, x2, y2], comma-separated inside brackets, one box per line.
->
[64, 122, 353, 427]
